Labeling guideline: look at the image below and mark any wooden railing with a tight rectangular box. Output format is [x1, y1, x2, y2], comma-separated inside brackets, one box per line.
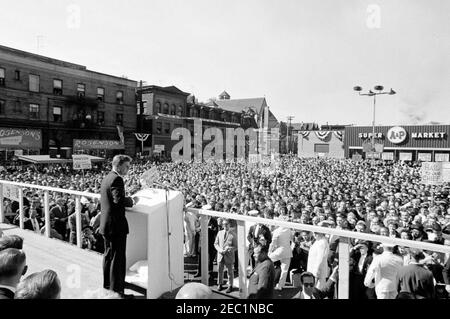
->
[0, 180, 99, 249]
[187, 207, 450, 299]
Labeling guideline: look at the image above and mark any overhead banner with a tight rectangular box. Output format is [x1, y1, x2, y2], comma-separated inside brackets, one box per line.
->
[73, 139, 124, 150]
[72, 155, 92, 170]
[0, 128, 42, 149]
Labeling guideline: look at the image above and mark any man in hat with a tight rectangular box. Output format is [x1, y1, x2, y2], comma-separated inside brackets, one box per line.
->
[364, 242, 403, 299]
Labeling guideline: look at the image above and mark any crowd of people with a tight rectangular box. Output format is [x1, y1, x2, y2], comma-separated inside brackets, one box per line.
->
[1, 155, 450, 298]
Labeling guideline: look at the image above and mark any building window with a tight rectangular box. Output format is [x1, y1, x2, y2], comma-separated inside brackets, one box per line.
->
[29, 74, 40, 92]
[156, 122, 162, 135]
[163, 103, 169, 114]
[116, 90, 124, 104]
[97, 111, 105, 125]
[14, 70, 20, 81]
[97, 87, 105, 101]
[77, 83, 85, 98]
[314, 144, 329, 153]
[14, 100, 21, 113]
[0, 100, 5, 114]
[53, 79, 63, 95]
[29, 104, 40, 119]
[177, 105, 183, 117]
[170, 104, 176, 115]
[0, 68, 4, 86]
[116, 113, 123, 126]
[155, 102, 161, 114]
[53, 106, 62, 122]
[164, 122, 170, 134]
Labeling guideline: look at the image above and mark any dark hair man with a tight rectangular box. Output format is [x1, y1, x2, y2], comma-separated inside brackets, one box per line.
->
[99, 154, 138, 298]
[15, 269, 60, 299]
[248, 243, 275, 299]
[0, 248, 27, 299]
[0, 235, 24, 251]
[397, 248, 435, 299]
[292, 267, 338, 299]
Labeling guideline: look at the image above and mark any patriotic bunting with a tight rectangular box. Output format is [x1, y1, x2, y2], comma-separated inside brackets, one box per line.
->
[299, 131, 310, 138]
[333, 130, 343, 141]
[315, 131, 331, 141]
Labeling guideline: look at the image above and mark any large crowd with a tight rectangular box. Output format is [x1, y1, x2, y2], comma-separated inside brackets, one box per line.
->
[1, 155, 450, 298]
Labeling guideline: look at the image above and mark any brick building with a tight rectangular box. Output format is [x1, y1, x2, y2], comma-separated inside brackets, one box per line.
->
[137, 86, 258, 158]
[0, 45, 137, 159]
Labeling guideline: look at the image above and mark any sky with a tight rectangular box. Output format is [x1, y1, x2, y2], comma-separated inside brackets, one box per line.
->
[1, 0, 449, 126]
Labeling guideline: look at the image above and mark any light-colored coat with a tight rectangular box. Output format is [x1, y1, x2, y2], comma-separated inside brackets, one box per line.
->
[307, 236, 330, 284]
[364, 251, 403, 293]
[268, 227, 293, 261]
[214, 229, 237, 265]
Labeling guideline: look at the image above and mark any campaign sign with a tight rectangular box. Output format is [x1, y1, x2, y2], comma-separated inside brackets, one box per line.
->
[72, 155, 92, 170]
[421, 162, 442, 185]
[3, 184, 20, 201]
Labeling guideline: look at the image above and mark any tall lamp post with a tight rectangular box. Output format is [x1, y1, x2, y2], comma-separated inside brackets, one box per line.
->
[353, 85, 396, 162]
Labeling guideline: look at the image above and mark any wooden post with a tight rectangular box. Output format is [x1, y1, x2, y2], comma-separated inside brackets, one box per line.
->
[44, 191, 51, 238]
[237, 220, 248, 298]
[19, 188, 24, 229]
[75, 196, 82, 248]
[200, 214, 209, 286]
[0, 184, 4, 223]
[338, 237, 350, 299]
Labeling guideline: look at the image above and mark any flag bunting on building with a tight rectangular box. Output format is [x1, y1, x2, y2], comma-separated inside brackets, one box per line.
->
[135, 133, 150, 142]
[315, 131, 331, 141]
[333, 130, 343, 141]
[299, 131, 310, 138]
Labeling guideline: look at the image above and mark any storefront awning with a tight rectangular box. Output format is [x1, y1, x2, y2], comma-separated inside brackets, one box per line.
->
[17, 155, 105, 164]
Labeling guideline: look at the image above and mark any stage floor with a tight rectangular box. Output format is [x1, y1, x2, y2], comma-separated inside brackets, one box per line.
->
[0, 224, 232, 299]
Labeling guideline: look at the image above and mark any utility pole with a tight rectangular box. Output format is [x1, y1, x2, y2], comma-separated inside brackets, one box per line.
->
[287, 116, 294, 154]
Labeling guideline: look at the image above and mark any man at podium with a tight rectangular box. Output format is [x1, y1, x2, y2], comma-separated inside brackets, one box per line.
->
[99, 155, 138, 298]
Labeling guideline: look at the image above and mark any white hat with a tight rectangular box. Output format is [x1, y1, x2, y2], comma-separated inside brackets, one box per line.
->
[381, 242, 396, 248]
[248, 210, 259, 216]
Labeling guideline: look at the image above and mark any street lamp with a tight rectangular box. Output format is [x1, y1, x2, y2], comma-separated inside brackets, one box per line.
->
[353, 85, 396, 162]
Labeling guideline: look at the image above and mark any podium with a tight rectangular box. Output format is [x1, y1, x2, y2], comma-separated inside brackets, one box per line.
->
[125, 188, 184, 299]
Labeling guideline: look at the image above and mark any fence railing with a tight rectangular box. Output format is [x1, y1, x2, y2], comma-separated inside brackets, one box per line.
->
[187, 207, 450, 299]
[0, 180, 99, 249]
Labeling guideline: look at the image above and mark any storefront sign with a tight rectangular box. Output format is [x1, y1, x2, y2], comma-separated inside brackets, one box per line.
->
[418, 153, 432, 162]
[358, 132, 383, 139]
[3, 184, 20, 201]
[352, 154, 362, 162]
[366, 152, 381, 159]
[72, 155, 92, 170]
[0, 128, 42, 149]
[411, 132, 446, 139]
[154, 145, 165, 151]
[73, 139, 124, 150]
[387, 126, 407, 144]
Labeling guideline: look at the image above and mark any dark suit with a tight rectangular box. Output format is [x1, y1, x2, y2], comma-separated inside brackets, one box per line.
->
[397, 263, 435, 299]
[248, 257, 275, 299]
[443, 257, 450, 285]
[99, 170, 134, 294]
[349, 251, 375, 299]
[0, 287, 14, 299]
[292, 278, 335, 299]
[247, 224, 272, 267]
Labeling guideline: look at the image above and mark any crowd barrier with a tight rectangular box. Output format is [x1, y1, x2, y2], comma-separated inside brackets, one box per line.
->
[1, 179, 449, 299]
[187, 207, 450, 299]
[0, 179, 100, 249]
